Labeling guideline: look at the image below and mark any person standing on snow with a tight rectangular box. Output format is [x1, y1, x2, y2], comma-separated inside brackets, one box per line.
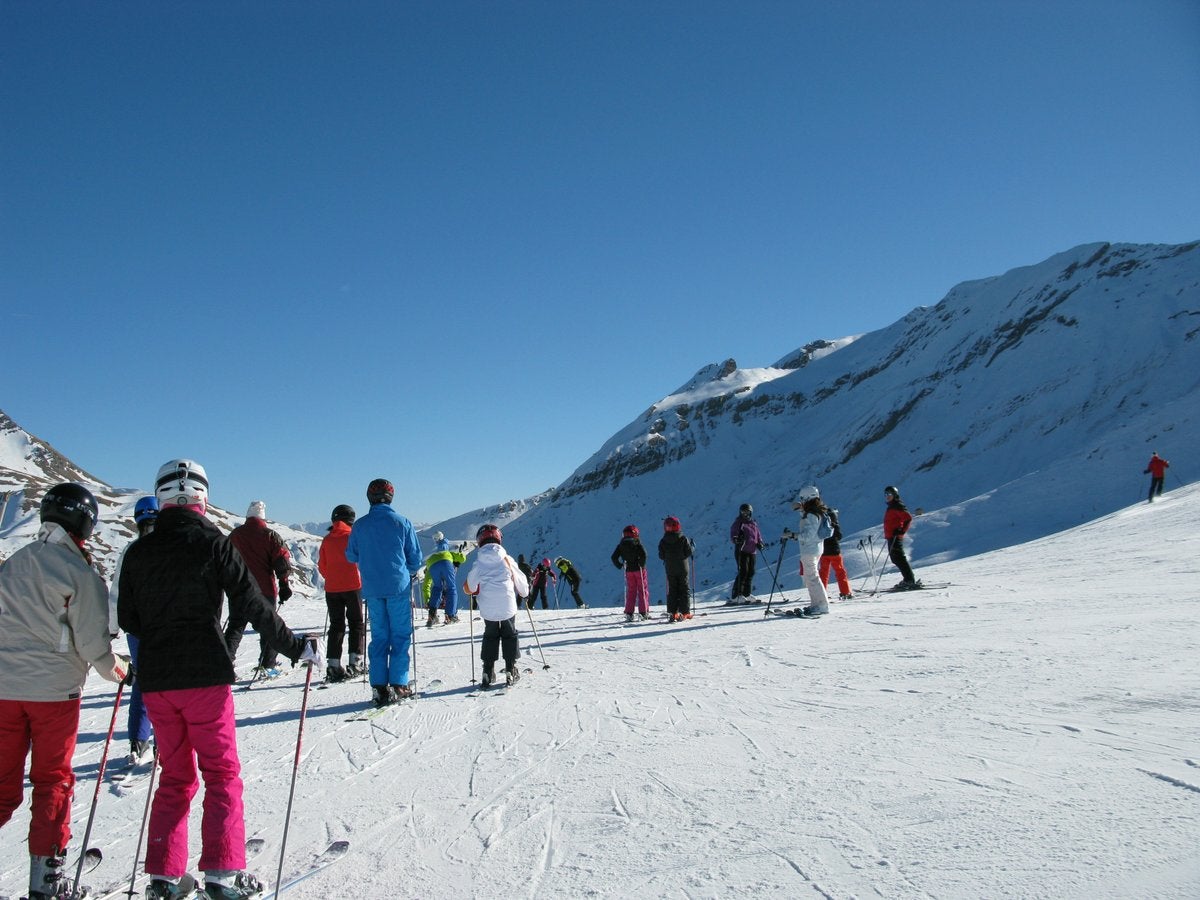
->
[423, 532, 466, 626]
[108, 495, 160, 766]
[318, 504, 365, 682]
[658, 516, 694, 622]
[784, 485, 832, 616]
[345, 478, 423, 708]
[611, 525, 650, 621]
[1144, 452, 1170, 502]
[527, 557, 557, 610]
[729, 503, 764, 602]
[0, 483, 129, 900]
[553, 556, 588, 608]
[118, 460, 320, 900]
[223, 500, 293, 677]
[462, 524, 529, 688]
[817, 502, 853, 600]
[883, 485, 919, 590]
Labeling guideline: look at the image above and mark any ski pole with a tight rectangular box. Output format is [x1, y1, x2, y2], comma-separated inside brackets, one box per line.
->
[273, 659, 314, 900]
[871, 537, 893, 594]
[409, 581, 418, 687]
[126, 748, 159, 900]
[523, 604, 551, 670]
[763, 536, 789, 616]
[76, 681, 125, 891]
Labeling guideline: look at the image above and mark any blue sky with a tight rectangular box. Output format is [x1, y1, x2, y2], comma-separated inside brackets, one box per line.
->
[2, 1, 1197, 526]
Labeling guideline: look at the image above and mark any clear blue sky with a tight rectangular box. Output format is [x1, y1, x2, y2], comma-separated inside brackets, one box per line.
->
[3, 1, 1198, 526]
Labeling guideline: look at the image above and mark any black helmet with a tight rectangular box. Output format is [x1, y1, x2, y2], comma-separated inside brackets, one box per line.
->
[739, 503, 753, 517]
[331, 504, 356, 525]
[41, 483, 99, 540]
[366, 478, 394, 505]
[884, 485, 900, 499]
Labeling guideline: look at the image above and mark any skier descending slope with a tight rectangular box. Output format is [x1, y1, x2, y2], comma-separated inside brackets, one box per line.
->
[462, 524, 529, 688]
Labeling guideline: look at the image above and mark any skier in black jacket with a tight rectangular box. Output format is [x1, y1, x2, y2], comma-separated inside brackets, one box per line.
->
[658, 516, 694, 621]
[118, 459, 320, 900]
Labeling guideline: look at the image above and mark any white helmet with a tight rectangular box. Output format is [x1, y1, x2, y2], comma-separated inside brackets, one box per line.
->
[794, 485, 820, 504]
[433, 531, 444, 542]
[155, 459, 209, 508]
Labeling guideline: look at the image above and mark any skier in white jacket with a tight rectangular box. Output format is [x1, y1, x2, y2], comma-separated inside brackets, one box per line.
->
[462, 524, 529, 688]
[784, 485, 832, 617]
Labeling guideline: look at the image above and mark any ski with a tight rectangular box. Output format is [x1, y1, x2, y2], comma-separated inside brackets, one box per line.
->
[767, 608, 826, 618]
[92, 840, 263, 900]
[260, 840, 350, 899]
[865, 580, 952, 596]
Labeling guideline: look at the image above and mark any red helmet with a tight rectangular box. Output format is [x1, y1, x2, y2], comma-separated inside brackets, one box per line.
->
[541, 557, 551, 567]
[663, 516, 681, 533]
[476, 523, 502, 545]
[622, 524, 639, 538]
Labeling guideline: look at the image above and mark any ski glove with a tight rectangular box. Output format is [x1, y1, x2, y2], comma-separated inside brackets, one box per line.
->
[278, 582, 293, 605]
[298, 636, 324, 669]
[782, 529, 797, 541]
[113, 654, 133, 685]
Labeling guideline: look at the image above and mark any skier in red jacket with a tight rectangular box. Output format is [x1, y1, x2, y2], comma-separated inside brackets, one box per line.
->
[1144, 452, 1170, 503]
[883, 485, 919, 590]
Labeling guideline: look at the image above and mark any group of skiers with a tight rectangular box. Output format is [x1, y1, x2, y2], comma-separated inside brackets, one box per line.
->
[1, 460, 321, 900]
[719, 485, 919, 618]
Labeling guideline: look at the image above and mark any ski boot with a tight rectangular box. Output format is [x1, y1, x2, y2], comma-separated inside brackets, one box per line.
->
[426, 612, 437, 629]
[624, 613, 634, 623]
[129, 738, 154, 766]
[203, 870, 265, 899]
[839, 593, 854, 601]
[147, 874, 203, 899]
[371, 685, 392, 708]
[325, 663, 346, 684]
[504, 666, 521, 687]
[481, 663, 495, 689]
[345, 654, 364, 677]
[29, 852, 68, 900]
[390, 684, 413, 702]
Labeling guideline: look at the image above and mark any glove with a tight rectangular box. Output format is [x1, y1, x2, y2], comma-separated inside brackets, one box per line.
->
[613, 561, 623, 569]
[782, 529, 796, 541]
[298, 635, 324, 669]
[278, 582, 292, 605]
[757, 542, 764, 551]
[113, 654, 133, 685]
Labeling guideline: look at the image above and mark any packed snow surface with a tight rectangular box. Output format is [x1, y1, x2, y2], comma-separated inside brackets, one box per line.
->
[1, 486, 1197, 899]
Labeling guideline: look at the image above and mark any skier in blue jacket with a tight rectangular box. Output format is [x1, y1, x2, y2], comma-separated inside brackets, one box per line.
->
[345, 478, 423, 707]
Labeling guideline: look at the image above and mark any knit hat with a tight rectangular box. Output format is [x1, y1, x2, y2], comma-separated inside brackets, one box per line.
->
[246, 500, 267, 519]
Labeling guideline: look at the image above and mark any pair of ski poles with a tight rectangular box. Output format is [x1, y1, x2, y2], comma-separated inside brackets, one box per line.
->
[858, 534, 889, 594]
[465, 591, 551, 683]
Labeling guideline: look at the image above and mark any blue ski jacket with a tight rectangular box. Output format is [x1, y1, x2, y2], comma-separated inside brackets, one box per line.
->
[345, 503, 423, 599]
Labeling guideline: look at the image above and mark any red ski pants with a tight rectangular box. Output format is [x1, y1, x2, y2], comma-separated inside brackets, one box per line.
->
[819, 554, 852, 596]
[0, 697, 80, 856]
[143, 686, 246, 877]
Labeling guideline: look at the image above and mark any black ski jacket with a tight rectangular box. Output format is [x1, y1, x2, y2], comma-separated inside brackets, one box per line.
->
[611, 537, 647, 572]
[657, 532, 693, 576]
[821, 509, 844, 556]
[118, 507, 305, 693]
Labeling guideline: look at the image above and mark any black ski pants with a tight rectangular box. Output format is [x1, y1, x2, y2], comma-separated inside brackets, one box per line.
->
[887, 536, 916, 583]
[325, 589, 365, 663]
[224, 596, 279, 668]
[481, 617, 521, 671]
[665, 567, 691, 616]
[733, 550, 757, 598]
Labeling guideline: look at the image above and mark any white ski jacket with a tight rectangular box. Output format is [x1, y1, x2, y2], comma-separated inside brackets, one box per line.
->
[463, 543, 529, 622]
[0, 523, 125, 701]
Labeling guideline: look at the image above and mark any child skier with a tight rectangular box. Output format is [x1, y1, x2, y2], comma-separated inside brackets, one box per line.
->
[528, 557, 557, 609]
[553, 557, 588, 608]
[611, 525, 650, 621]
[658, 516, 694, 621]
[462, 524, 529, 687]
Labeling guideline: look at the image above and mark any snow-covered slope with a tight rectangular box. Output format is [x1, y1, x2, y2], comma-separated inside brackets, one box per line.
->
[487, 241, 1200, 605]
[2, 484, 1196, 899]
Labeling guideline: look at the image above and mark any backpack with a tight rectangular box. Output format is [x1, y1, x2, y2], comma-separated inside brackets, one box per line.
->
[816, 512, 834, 541]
